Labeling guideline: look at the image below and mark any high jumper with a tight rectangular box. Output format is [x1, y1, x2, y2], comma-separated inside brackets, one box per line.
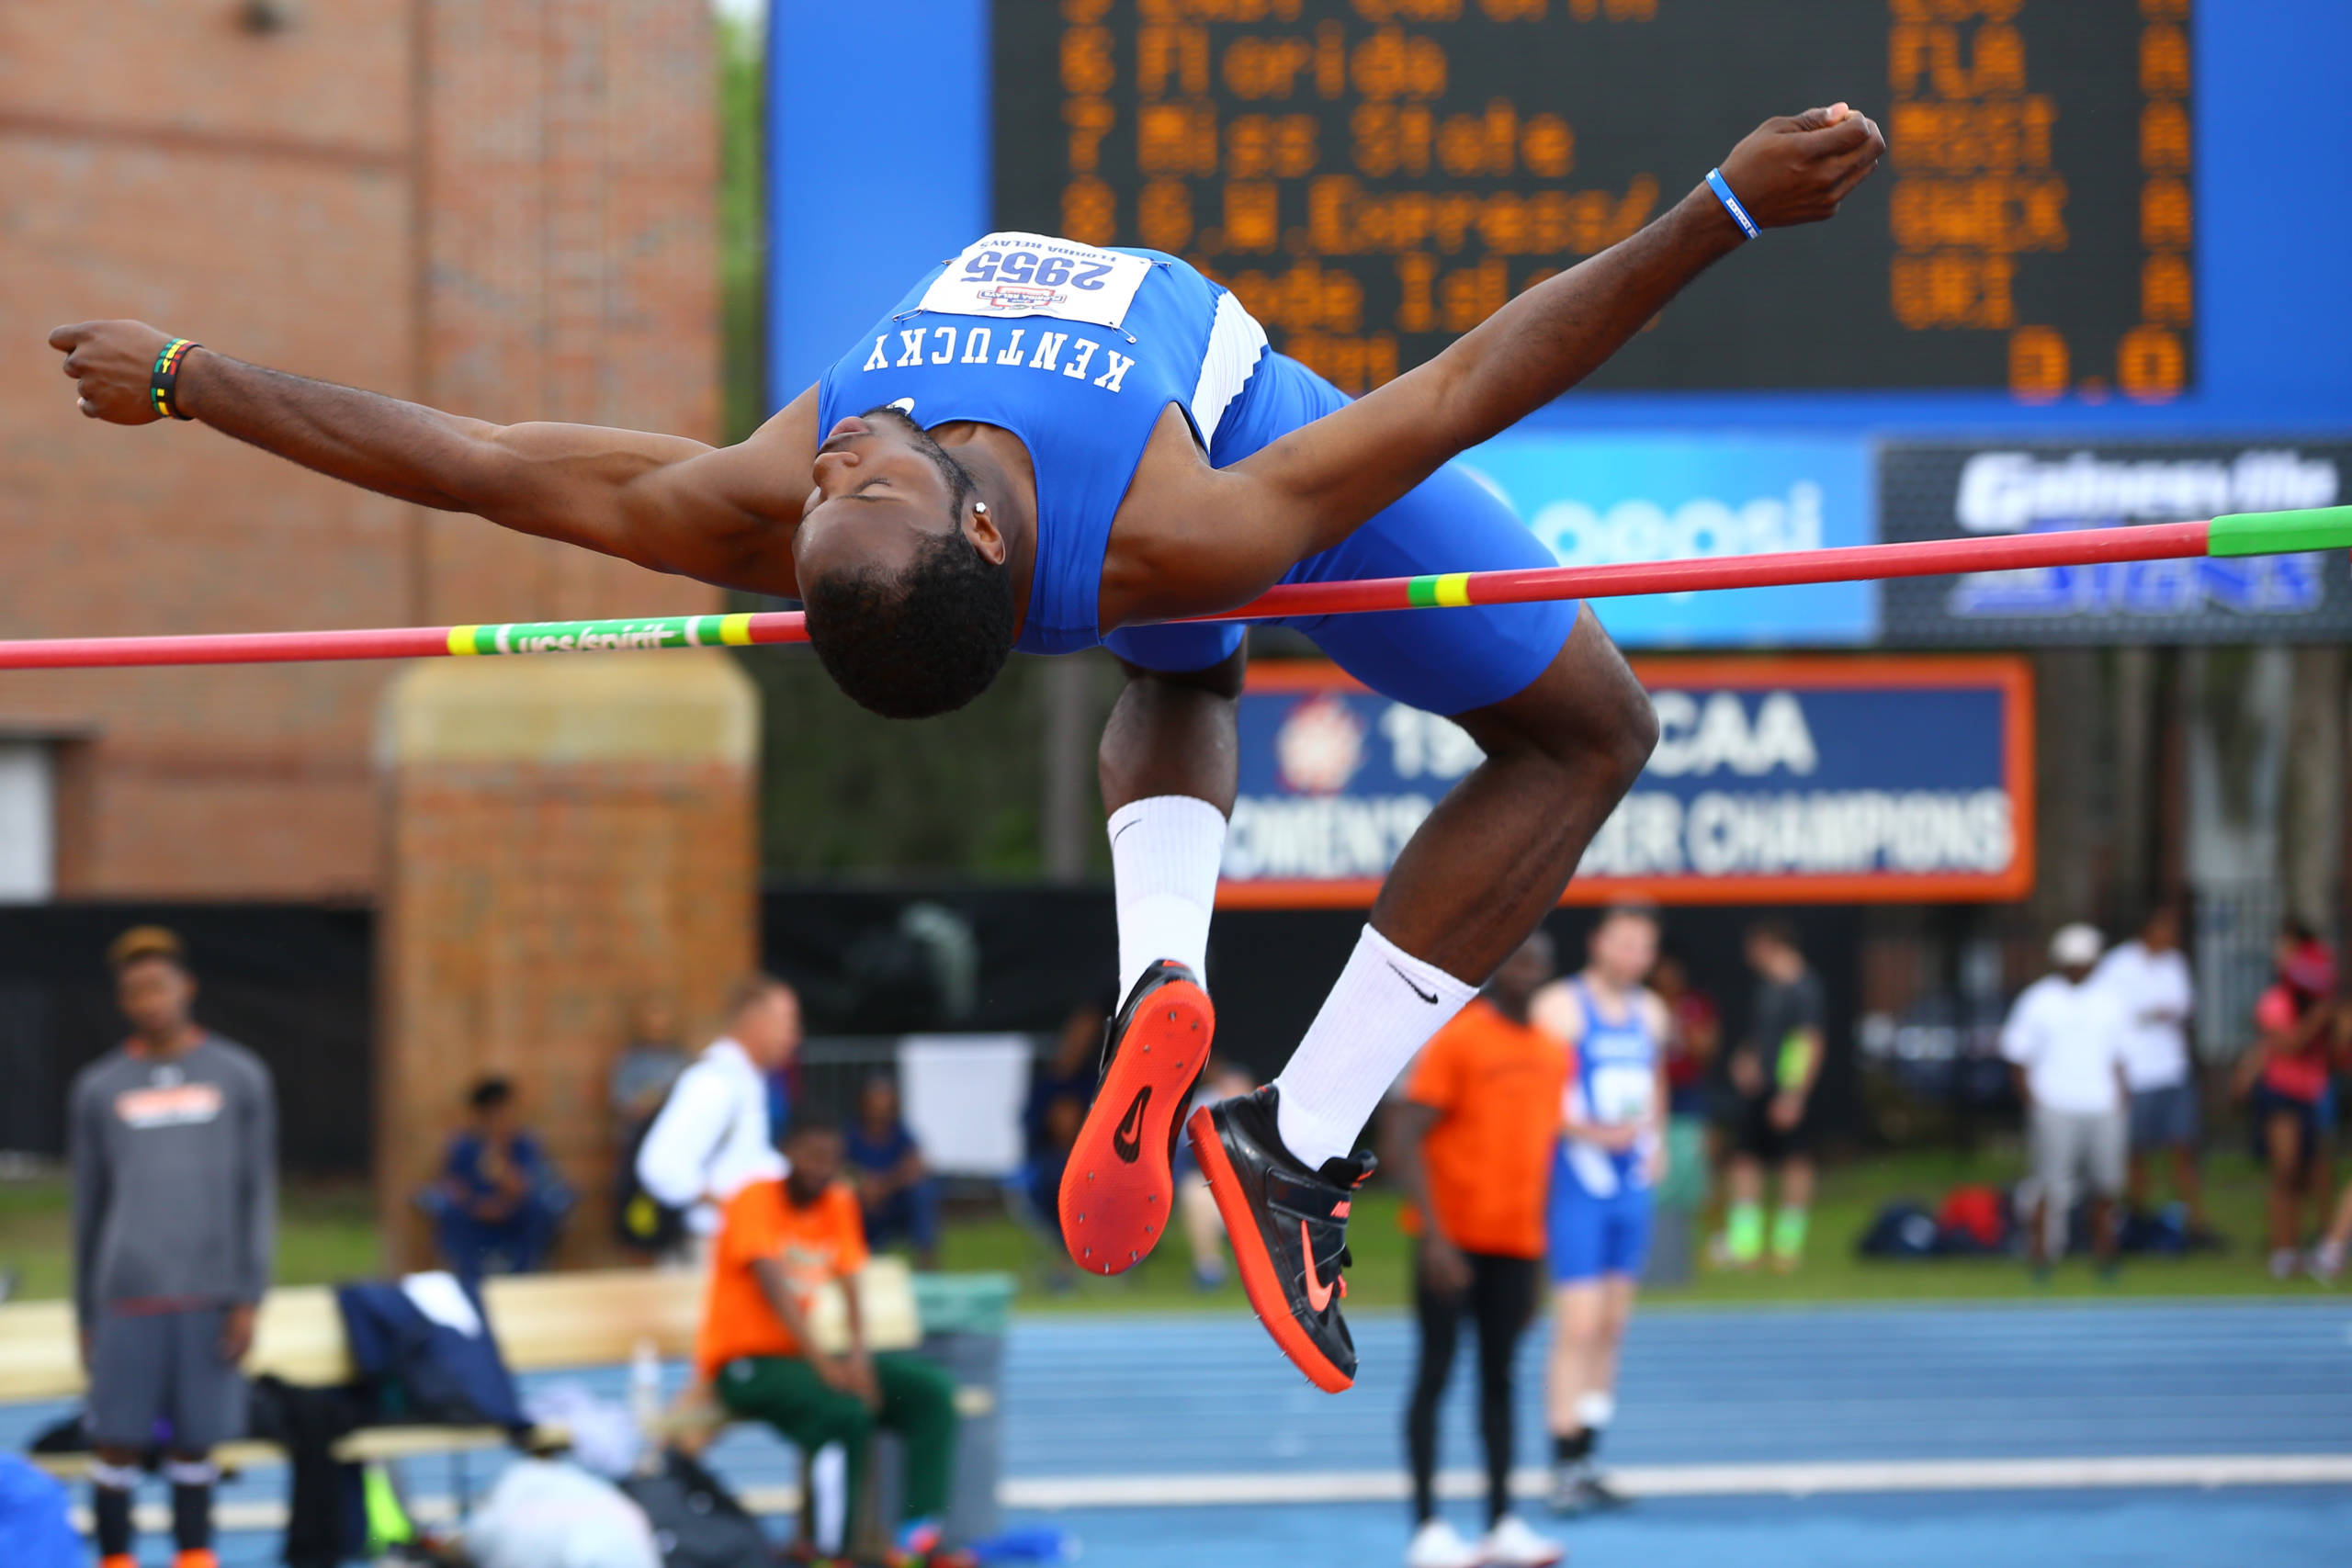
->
[52, 104, 1885, 1392]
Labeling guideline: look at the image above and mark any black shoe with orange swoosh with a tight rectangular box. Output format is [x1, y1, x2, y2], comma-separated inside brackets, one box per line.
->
[1058, 960, 1213, 1276]
[1187, 1085, 1374, 1393]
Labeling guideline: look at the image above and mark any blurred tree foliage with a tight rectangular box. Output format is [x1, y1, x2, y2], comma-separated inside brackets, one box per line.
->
[717, 11, 766, 448]
[714, 16, 1112, 878]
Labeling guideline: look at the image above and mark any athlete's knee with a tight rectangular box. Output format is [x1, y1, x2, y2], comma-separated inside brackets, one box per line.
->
[1579, 644, 1658, 791]
[1472, 618, 1656, 795]
[1114, 644, 1248, 702]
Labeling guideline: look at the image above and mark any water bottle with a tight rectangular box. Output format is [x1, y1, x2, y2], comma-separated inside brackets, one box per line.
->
[629, 1337, 662, 1474]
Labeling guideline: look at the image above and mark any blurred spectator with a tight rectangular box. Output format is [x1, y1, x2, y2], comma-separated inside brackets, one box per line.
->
[421, 1077, 573, 1283]
[2002, 924, 2131, 1277]
[1650, 953, 1719, 1121]
[2233, 923, 2347, 1280]
[1012, 991, 1107, 1289]
[766, 1057, 802, 1165]
[2091, 902, 2204, 1231]
[1026, 1095, 1086, 1237]
[1025, 990, 1111, 1160]
[1176, 1062, 1256, 1291]
[72, 926, 276, 1568]
[2312, 1016, 2352, 1280]
[635, 976, 800, 1259]
[611, 994, 690, 1145]
[2316, 1162, 2352, 1282]
[1536, 908, 1668, 1518]
[699, 1111, 963, 1564]
[848, 1075, 941, 1270]
[1723, 920, 1824, 1271]
[1386, 932, 1565, 1568]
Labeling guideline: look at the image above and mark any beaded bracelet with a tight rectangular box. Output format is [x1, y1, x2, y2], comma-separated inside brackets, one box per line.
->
[151, 338, 201, 421]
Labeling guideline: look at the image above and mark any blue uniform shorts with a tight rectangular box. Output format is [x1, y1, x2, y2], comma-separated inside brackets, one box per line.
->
[1103, 352, 1578, 716]
[1547, 1175, 1654, 1285]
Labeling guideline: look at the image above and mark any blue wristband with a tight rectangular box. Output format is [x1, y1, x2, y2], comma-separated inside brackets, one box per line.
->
[1705, 167, 1760, 241]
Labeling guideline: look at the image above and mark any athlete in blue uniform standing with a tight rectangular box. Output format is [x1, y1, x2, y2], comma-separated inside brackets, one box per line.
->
[1532, 904, 1670, 1512]
[53, 105, 1883, 1393]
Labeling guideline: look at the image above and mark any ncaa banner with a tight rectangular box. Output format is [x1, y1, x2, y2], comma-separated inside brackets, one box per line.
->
[1452, 433, 1878, 648]
[1220, 659, 2034, 908]
[1881, 442, 2352, 644]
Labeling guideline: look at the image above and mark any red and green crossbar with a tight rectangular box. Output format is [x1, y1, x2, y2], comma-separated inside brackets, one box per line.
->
[0, 507, 2344, 671]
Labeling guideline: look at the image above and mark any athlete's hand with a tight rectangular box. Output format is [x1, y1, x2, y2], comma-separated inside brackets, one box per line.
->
[1713, 104, 1886, 231]
[842, 1350, 882, 1412]
[1768, 1091, 1805, 1133]
[1419, 1235, 1474, 1296]
[1728, 1050, 1764, 1097]
[47, 319, 185, 425]
[220, 1303, 257, 1364]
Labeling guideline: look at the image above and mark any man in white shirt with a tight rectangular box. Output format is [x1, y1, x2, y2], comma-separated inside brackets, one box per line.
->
[2091, 903, 2202, 1230]
[636, 976, 802, 1252]
[2001, 925, 2131, 1275]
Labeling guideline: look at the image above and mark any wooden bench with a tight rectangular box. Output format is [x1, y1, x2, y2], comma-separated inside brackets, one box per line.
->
[0, 1258, 936, 1480]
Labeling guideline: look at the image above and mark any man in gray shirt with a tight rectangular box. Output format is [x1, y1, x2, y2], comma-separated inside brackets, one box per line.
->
[70, 926, 277, 1568]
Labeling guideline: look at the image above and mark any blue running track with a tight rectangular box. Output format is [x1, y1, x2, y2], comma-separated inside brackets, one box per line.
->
[5, 1300, 2347, 1565]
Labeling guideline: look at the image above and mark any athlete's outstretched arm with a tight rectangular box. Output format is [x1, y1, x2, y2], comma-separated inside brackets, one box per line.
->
[47, 319, 818, 595]
[1126, 106, 1883, 618]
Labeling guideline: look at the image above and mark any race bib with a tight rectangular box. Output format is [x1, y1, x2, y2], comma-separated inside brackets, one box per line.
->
[917, 233, 1151, 330]
[1589, 1062, 1655, 1126]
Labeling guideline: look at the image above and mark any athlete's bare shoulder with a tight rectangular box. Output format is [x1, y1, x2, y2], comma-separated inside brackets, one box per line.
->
[633, 385, 822, 595]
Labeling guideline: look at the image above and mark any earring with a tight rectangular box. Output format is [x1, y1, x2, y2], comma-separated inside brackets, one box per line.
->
[974, 501, 989, 514]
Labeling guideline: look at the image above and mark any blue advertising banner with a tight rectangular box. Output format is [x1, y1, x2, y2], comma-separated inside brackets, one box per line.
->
[1449, 434, 1879, 648]
[1221, 659, 2034, 908]
[1880, 443, 2352, 644]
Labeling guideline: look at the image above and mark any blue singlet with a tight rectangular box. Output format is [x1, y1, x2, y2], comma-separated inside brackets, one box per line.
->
[817, 232, 1577, 715]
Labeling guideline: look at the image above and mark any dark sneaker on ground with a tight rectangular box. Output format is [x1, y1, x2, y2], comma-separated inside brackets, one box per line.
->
[1058, 960, 1213, 1276]
[1185, 1085, 1372, 1393]
[1548, 1467, 1630, 1516]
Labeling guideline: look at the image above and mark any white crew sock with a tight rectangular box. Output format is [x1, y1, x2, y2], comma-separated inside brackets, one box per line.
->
[1108, 795, 1227, 1000]
[1272, 926, 1478, 1168]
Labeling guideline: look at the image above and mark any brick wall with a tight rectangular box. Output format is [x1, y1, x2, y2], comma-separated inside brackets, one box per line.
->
[0, 0, 719, 897]
[379, 653, 758, 1264]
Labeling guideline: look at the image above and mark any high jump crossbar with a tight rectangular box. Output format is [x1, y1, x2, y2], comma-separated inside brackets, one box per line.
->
[0, 507, 2346, 671]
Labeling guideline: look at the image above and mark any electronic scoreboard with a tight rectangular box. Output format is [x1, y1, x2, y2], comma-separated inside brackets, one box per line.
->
[994, 0, 2192, 400]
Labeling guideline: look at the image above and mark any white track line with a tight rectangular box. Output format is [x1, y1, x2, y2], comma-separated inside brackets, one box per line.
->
[85, 1452, 2352, 1534]
[999, 1454, 2352, 1509]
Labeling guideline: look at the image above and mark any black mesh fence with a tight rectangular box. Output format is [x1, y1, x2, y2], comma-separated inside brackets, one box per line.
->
[0, 904, 374, 1175]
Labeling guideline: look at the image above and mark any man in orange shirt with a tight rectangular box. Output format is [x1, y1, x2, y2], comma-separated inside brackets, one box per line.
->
[1384, 932, 1566, 1568]
[700, 1110, 962, 1563]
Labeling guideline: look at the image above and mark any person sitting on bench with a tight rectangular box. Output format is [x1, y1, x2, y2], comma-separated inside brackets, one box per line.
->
[698, 1109, 964, 1564]
[421, 1077, 573, 1282]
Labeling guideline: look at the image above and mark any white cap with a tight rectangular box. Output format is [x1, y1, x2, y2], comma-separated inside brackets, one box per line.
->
[2050, 923, 2104, 968]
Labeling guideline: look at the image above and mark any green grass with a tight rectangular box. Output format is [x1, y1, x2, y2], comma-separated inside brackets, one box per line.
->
[932, 1145, 2323, 1312]
[0, 1175, 380, 1304]
[1, 1147, 2324, 1314]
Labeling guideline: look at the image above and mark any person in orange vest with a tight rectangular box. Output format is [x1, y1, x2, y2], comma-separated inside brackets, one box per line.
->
[1385, 931, 1566, 1568]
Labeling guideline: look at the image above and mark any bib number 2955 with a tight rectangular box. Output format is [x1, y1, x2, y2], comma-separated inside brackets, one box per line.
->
[961, 249, 1113, 291]
[917, 231, 1151, 331]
